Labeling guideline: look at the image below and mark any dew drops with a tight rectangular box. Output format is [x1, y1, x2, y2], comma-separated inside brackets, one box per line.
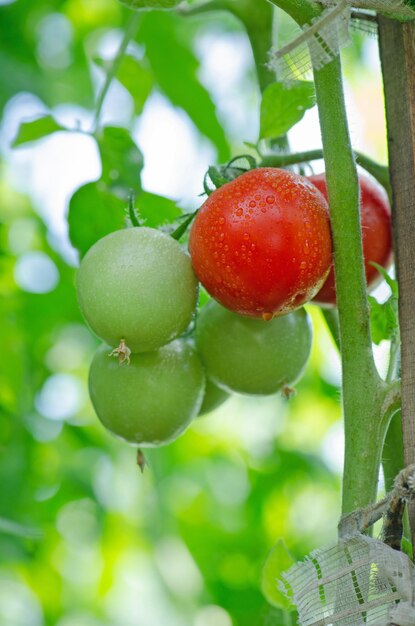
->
[300, 261, 307, 269]
[249, 200, 256, 208]
[262, 312, 273, 321]
[236, 208, 243, 217]
[243, 233, 249, 241]
[219, 232, 225, 240]
[219, 217, 225, 225]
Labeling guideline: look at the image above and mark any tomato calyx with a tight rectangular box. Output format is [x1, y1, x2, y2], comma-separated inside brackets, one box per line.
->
[136, 449, 147, 473]
[109, 339, 132, 365]
[203, 154, 258, 196]
[281, 385, 296, 399]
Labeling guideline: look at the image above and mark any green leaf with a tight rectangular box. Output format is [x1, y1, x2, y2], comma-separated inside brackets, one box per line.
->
[368, 265, 399, 344]
[137, 12, 230, 161]
[97, 126, 143, 200]
[261, 539, 296, 610]
[260, 81, 316, 140]
[12, 114, 68, 147]
[95, 54, 154, 115]
[370, 262, 398, 298]
[119, 0, 182, 9]
[136, 191, 182, 227]
[170, 209, 198, 240]
[368, 294, 399, 345]
[68, 181, 126, 257]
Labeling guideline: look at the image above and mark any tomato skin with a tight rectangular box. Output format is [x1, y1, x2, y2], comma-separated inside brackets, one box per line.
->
[195, 300, 312, 395]
[311, 173, 393, 305]
[77, 227, 198, 353]
[89, 340, 205, 446]
[189, 168, 332, 318]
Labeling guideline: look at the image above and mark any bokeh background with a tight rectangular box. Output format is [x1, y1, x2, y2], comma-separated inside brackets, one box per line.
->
[0, 1, 389, 625]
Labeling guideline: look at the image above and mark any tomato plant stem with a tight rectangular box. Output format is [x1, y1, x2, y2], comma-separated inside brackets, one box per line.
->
[92, 14, 140, 132]
[313, 54, 387, 515]
[260, 150, 391, 198]
[268, 0, 392, 516]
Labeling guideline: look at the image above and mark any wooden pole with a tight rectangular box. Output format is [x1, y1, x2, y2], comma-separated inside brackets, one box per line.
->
[378, 17, 415, 548]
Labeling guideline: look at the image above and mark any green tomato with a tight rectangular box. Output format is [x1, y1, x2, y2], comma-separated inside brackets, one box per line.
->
[77, 227, 198, 353]
[195, 301, 312, 395]
[198, 378, 229, 417]
[89, 339, 205, 446]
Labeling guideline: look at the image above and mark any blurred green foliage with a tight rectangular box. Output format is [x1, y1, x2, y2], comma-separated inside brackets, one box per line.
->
[0, 1, 347, 624]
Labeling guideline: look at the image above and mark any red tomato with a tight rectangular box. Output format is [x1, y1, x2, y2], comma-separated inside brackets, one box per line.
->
[189, 168, 333, 318]
[311, 173, 393, 306]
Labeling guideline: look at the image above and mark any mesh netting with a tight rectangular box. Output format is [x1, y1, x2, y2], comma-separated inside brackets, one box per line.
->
[270, 0, 415, 80]
[280, 467, 415, 626]
[280, 534, 415, 626]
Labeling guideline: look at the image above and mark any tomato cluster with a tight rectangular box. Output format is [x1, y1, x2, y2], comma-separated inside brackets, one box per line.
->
[76, 167, 392, 449]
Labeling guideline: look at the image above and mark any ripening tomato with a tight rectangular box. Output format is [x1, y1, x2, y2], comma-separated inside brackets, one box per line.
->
[189, 168, 332, 319]
[311, 173, 392, 306]
[195, 300, 312, 395]
[89, 340, 205, 446]
[77, 227, 198, 353]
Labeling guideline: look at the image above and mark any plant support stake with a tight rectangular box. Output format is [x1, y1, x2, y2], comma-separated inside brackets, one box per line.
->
[378, 16, 415, 551]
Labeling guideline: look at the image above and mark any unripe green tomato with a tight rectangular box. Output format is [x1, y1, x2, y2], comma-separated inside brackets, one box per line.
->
[89, 340, 205, 446]
[195, 300, 312, 395]
[198, 378, 229, 416]
[77, 227, 198, 353]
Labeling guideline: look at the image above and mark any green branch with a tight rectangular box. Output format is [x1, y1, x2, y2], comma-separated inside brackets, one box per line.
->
[93, 14, 140, 132]
[260, 150, 391, 196]
[265, 0, 389, 515]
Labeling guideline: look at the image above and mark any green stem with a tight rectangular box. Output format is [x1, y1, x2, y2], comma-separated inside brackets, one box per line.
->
[226, 0, 276, 93]
[181, 0, 290, 151]
[227, 0, 290, 152]
[382, 338, 402, 490]
[267, 0, 321, 26]
[313, 56, 386, 514]
[92, 14, 140, 132]
[382, 411, 404, 492]
[321, 308, 341, 352]
[260, 150, 391, 196]
[268, 0, 386, 515]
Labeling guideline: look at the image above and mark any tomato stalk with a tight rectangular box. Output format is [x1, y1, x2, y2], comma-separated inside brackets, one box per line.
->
[260, 149, 391, 199]
[267, 0, 399, 515]
[92, 13, 140, 132]
[181, 0, 289, 150]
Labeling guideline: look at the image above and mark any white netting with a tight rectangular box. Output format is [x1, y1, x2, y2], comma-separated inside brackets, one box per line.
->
[280, 534, 415, 626]
[271, 1, 351, 79]
[270, 0, 415, 80]
[279, 467, 415, 626]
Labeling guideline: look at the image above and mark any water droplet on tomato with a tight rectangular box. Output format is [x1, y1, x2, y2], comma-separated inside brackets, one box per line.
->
[262, 312, 273, 321]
